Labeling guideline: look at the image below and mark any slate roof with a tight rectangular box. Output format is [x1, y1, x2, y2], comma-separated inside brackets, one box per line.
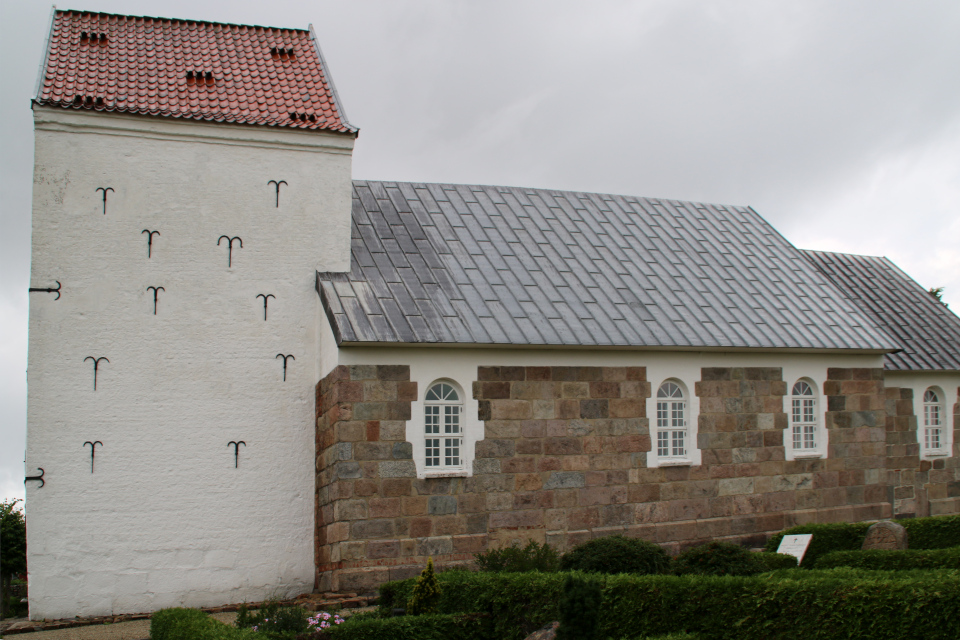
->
[317, 181, 899, 352]
[33, 10, 355, 134]
[804, 250, 960, 371]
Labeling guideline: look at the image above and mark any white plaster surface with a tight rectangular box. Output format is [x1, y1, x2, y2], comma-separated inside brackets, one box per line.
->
[332, 346, 884, 474]
[884, 371, 960, 459]
[26, 108, 354, 619]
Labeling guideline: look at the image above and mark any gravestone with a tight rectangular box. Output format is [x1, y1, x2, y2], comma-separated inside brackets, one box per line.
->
[861, 521, 908, 550]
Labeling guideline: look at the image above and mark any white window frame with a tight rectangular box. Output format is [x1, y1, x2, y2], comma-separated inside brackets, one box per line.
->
[423, 379, 465, 473]
[790, 378, 821, 458]
[656, 379, 689, 464]
[922, 387, 947, 457]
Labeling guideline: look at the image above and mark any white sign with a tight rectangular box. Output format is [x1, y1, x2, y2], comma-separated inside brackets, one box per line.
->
[776, 534, 813, 563]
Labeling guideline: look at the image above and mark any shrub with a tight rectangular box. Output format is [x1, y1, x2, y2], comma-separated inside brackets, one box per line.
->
[815, 547, 960, 570]
[764, 522, 872, 567]
[765, 515, 960, 567]
[407, 558, 441, 615]
[556, 573, 602, 640]
[1, 498, 27, 619]
[152, 608, 257, 640]
[377, 568, 960, 640]
[902, 515, 960, 549]
[474, 539, 560, 573]
[314, 613, 487, 639]
[673, 542, 762, 577]
[753, 552, 798, 572]
[561, 536, 671, 575]
[235, 600, 312, 637]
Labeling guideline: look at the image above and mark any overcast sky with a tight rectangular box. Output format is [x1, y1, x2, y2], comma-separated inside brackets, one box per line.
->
[2, 0, 958, 502]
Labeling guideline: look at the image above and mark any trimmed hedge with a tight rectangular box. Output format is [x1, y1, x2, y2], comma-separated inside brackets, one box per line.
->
[754, 552, 799, 571]
[151, 608, 257, 640]
[560, 535, 671, 575]
[764, 515, 960, 567]
[815, 547, 960, 570]
[324, 613, 487, 639]
[378, 569, 960, 640]
[673, 542, 761, 576]
[902, 514, 960, 549]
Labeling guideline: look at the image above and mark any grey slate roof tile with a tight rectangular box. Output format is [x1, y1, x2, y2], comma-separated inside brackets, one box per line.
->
[803, 250, 960, 371]
[318, 181, 903, 352]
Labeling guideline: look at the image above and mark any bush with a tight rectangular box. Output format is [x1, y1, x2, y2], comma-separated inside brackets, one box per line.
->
[474, 539, 560, 573]
[318, 613, 488, 639]
[235, 601, 314, 637]
[152, 608, 257, 640]
[902, 515, 960, 549]
[815, 547, 960, 570]
[765, 515, 960, 567]
[673, 542, 762, 577]
[753, 553, 799, 572]
[560, 536, 671, 575]
[556, 573, 602, 640]
[377, 568, 960, 640]
[1, 498, 27, 619]
[407, 558, 441, 615]
[764, 521, 871, 567]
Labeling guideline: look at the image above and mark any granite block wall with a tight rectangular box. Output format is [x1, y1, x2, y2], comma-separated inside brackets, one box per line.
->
[315, 365, 950, 593]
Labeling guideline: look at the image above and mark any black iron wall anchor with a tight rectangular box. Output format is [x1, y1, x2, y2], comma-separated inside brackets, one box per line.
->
[276, 353, 295, 381]
[228, 440, 246, 468]
[24, 468, 45, 488]
[256, 294, 275, 320]
[95, 187, 114, 214]
[84, 356, 109, 390]
[267, 180, 287, 207]
[29, 281, 62, 300]
[146, 286, 165, 315]
[141, 229, 160, 258]
[217, 235, 243, 267]
[83, 441, 103, 473]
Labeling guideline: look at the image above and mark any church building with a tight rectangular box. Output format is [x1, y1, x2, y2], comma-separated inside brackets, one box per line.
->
[25, 10, 960, 619]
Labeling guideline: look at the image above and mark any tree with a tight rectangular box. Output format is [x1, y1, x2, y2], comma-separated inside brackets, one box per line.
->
[928, 286, 949, 308]
[407, 557, 441, 615]
[1, 498, 27, 619]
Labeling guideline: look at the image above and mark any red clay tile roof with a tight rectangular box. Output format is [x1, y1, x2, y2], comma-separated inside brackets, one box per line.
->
[33, 10, 356, 134]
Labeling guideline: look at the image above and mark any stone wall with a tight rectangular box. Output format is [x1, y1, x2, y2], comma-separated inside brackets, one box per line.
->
[315, 365, 418, 592]
[315, 364, 937, 592]
[883, 385, 960, 518]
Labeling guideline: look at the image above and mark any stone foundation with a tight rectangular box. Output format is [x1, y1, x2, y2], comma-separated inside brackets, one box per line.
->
[315, 365, 955, 592]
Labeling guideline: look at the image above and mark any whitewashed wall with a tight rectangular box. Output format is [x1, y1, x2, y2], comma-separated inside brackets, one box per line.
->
[332, 346, 884, 475]
[26, 107, 354, 619]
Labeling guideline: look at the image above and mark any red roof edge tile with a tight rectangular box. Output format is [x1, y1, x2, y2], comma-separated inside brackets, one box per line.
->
[32, 5, 57, 101]
[308, 23, 356, 133]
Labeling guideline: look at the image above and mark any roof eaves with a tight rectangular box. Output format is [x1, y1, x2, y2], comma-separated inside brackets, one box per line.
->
[32, 5, 57, 103]
[316, 271, 345, 345]
[308, 24, 358, 135]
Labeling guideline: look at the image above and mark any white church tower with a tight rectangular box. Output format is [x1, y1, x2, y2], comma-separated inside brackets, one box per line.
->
[26, 10, 355, 618]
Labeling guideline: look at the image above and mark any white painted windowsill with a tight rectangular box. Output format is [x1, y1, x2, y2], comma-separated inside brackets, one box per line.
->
[793, 453, 823, 460]
[423, 470, 468, 478]
[657, 459, 692, 467]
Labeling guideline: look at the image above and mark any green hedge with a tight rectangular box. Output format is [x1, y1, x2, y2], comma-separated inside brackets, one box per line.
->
[754, 552, 799, 571]
[326, 613, 487, 639]
[764, 515, 960, 567]
[378, 569, 960, 640]
[815, 547, 960, 570]
[151, 608, 257, 640]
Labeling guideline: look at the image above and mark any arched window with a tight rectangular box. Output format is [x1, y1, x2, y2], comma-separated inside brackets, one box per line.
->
[791, 380, 818, 451]
[656, 381, 687, 459]
[424, 381, 463, 469]
[923, 388, 944, 454]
